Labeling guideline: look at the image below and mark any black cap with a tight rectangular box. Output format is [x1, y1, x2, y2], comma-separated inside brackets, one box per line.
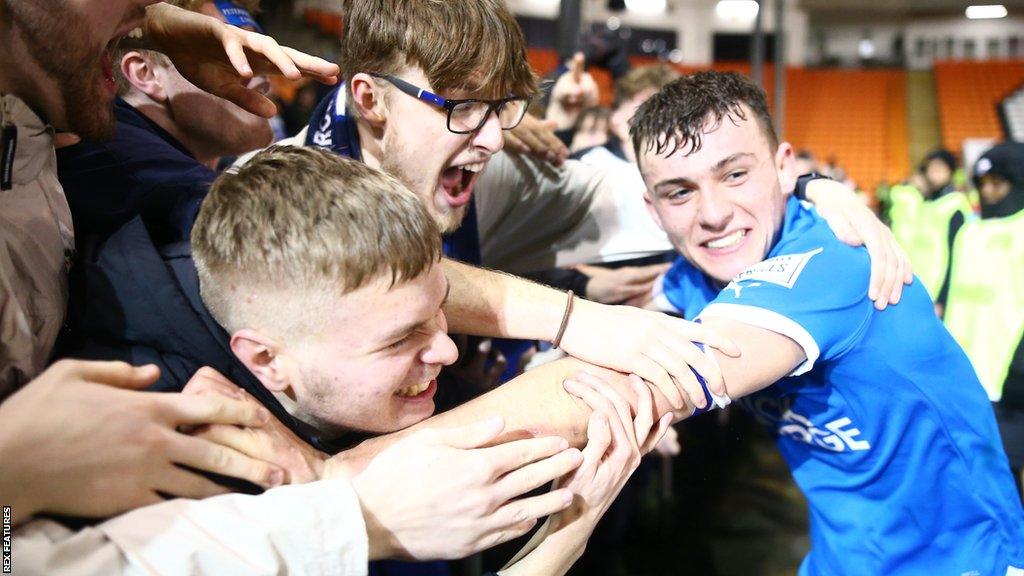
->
[972, 142, 1024, 190]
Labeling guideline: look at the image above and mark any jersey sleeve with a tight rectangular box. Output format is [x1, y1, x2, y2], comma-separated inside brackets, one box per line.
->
[698, 241, 875, 376]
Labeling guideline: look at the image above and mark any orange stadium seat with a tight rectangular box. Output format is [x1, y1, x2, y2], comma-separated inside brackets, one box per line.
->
[783, 68, 908, 190]
[934, 60, 1024, 152]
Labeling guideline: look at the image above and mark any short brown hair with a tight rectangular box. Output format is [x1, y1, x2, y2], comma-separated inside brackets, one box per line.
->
[614, 64, 680, 108]
[193, 146, 442, 340]
[630, 71, 779, 168]
[339, 0, 538, 101]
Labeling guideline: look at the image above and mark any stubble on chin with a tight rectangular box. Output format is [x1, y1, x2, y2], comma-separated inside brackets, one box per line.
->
[436, 205, 467, 235]
[8, 3, 116, 139]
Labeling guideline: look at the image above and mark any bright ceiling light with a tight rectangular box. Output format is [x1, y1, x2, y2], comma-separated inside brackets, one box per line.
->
[624, 0, 667, 15]
[858, 39, 876, 59]
[965, 4, 1007, 19]
[716, 0, 760, 22]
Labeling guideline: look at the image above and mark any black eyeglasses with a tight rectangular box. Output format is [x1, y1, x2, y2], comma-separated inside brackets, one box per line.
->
[369, 73, 530, 135]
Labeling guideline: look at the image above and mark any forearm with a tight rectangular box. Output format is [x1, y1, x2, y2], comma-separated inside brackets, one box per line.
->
[443, 258, 566, 341]
[333, 358, 675, 481]
[500, 533, 584, 576]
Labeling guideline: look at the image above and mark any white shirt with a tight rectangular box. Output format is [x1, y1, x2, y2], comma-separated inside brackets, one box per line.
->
[13, 479, 370, 576]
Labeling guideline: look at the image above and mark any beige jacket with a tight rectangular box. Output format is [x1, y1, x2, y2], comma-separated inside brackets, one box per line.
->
[12, 479, 370, 576]
[0, 94, 74, 400]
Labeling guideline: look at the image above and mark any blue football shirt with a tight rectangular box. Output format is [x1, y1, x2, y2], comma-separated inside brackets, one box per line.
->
[660, 196, 1024, 575]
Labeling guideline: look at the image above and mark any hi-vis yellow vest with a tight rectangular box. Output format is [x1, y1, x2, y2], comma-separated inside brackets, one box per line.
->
[944, 209, 1024, 401]
[889, 186, 972, 299]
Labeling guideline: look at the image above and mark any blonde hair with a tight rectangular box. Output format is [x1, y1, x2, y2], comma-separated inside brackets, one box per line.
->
[192, 146, 442, 340]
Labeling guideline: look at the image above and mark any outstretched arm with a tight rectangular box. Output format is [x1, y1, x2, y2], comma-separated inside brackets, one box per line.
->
[442, 258, 739, 411]
[326, 356, 682, 477]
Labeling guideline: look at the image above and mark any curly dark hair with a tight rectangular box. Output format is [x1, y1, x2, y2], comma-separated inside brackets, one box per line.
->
[629, 71, 778, 168]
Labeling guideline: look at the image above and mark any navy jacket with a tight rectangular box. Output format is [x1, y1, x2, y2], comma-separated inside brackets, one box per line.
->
[57, 99, 213, 247]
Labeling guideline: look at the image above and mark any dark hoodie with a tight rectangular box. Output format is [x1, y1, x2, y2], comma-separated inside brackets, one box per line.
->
[972, 141, 1024, 220]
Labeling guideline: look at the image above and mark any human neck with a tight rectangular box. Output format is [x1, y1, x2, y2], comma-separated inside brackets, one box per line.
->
[272, 389, 348, 439]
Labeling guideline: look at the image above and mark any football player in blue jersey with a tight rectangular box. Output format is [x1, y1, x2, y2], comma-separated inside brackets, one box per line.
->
[628, 70, 1024, 575]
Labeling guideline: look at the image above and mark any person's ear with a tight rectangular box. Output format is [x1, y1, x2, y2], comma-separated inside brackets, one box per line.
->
[775, 141, 798, 196]
[120, 51, 167, 103]
[230, 329, 290, 393]
[350, 73, 388, 127]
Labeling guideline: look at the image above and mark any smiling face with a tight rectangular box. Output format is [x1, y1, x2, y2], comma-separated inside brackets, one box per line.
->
[639, 107, 795, 285]
[372, 68, 505, 234]
[3, 0, 157, 138]
[269, 264, 458, 435]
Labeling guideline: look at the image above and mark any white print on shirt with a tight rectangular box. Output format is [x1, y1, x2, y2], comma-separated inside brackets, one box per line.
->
[741, 396, 872, 452]
[725, 281, 761, 298]
[778, 411, 871, 452]
[731, 247, 824, 289]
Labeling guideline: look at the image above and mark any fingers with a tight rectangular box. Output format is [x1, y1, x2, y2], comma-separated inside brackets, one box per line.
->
[153, 465, 231, 500]
[511, 124, 546, 153]
[183, 366, 241, 398]
[664, 316, 741, 357]
[642, 414, 676, 456]
[581, 410, 611, 469]
[280, 46, 340, 84]
[221, 35, 253, 79]
[159, 391, 270, 428]
[215, 80, 277, 118]
[192, 423, 321, 484]
[491, 489, 573, 537]
[862, 225, 892, 309]
[539, 120, 569, 165]
[63, 360, 161, 390]
[481, 435, 571, 477]
[621, 354, 684, 410]
[898, 242, 914, 285]
[503, 131, 530, 154]
[568, 372, 637, 449]
[191, 424, 269, 465]
[643, 342, 716, 410]
[168, 434, 285, 489]
[53, 132, 81, 149]
[886, 231, 912, 305]
[887, 239, 907, 305]
[629, 375, 656, 448]
[481, 488, 574, 550]
[494, 447, 583, 501]
[570, 52, 585, 82]
[244, 34, 299, 79]
[429, 416, 506, 450]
